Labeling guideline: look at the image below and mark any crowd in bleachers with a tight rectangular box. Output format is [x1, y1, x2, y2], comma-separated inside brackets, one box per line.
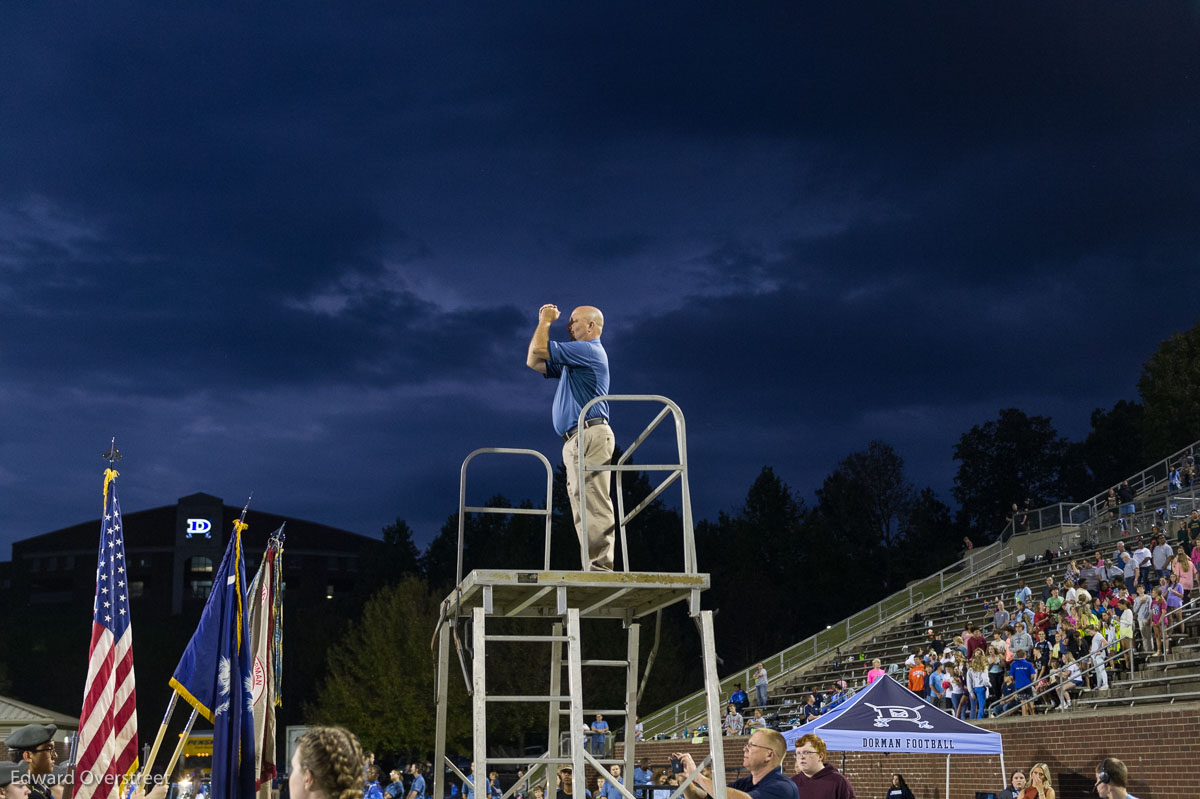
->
[724, 517, 1200, 728]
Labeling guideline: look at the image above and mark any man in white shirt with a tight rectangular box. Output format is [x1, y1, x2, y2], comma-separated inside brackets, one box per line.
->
[1088, 623, 1109, 690]
[1132, 542, 1153, 588]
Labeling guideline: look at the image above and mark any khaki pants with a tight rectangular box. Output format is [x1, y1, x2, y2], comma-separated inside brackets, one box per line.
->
[563, 423, 616, 568]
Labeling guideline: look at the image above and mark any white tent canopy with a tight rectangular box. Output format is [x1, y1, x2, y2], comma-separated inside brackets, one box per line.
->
[781, 675, 1005, 796]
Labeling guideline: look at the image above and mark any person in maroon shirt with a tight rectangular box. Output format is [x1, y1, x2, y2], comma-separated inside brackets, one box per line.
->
[790, 734, 856, 799]
[965, 625, 987, 660]
[1032, 603, 1051, 637]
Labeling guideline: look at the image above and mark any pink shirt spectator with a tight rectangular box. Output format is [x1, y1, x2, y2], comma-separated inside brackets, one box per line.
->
[1173, 559, 1196, 591]
[866, 668, 886, 684]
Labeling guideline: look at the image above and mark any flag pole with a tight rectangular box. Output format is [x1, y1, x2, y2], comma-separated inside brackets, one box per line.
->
[161, 706, 200, 785]
[136, 691, 179, 789]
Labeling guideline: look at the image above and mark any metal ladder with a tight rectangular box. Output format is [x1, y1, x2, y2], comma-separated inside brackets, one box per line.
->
[433, 395, 726, 799]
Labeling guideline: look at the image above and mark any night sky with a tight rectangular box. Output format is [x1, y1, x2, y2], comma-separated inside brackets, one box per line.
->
[3, 3, 1199, 558]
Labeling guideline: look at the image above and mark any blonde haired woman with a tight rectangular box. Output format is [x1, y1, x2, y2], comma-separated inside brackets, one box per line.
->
[967, 650, 989, 719]
[290, 726, 367, 799]
[1020, 762, 1055, 799]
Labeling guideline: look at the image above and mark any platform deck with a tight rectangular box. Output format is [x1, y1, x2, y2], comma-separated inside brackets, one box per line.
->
[444, 569, 710, 619]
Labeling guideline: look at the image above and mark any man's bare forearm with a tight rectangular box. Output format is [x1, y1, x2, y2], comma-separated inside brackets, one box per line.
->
[526, 304, 559, 371]
[527, 321, 551, 369]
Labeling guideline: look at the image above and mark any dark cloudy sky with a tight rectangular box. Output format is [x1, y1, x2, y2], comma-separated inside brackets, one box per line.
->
[2, 3, 1198, 558]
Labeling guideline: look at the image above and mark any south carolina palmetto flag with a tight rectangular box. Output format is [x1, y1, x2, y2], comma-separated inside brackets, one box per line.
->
[246, 527, 284, 794]
[169, 517, 256, 798]
[75, 468, 139, 799]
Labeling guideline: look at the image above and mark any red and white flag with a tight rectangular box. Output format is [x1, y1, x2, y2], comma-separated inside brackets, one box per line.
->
[75, 468, 139, 799]
[248, 528, 284, 796]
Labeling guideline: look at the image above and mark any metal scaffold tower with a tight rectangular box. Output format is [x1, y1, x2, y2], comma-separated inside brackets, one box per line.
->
[432, 396, 727, 799]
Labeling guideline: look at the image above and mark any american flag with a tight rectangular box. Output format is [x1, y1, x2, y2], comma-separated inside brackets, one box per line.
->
[74, 468, 139, 799]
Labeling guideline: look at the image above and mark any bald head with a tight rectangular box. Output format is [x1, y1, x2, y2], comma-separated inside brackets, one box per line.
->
[567, 306, 604, 341]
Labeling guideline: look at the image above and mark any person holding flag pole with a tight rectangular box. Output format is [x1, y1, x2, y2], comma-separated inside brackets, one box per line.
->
[133, 499, 259, 798]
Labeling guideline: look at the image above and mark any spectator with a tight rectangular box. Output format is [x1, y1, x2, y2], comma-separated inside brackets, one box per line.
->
[406, 763, 427, 799]
[967, 651, 989, 720]
[1056, 653, 1083, 710]
[753, 663, 769, 708]
[290, 726, 368, 799]
[1040, 576, 1055, 603]
[801, 694, 821, 723]
[1032, 602, 1051, 638]
[489, 772, 503, 799]
[998, 770, 1026, 799]
[1063, 577, 1078, 604]
[790, 733, 855, 799]
[588, 714, 609, 756]
[723, 703, 745, 735]
[555, 767, 590, 799]
[1094, 757, 1138, 799]
[1026, 763, 1056, 799]
[997, 673, 1017, 716]
[1132, 541, 1153, 587]
[992, 600, 1010, 632]
[1120, 552, 1137, 595]
[1087, 624, 1109, 691]
[885, 774, 914, 799]
[1116, 599, 1135, 675]
[966, 625, 987, 659]
[907, 657, 926, 697]
[730, 683, 749, 713]
[1014, 601, 1034, 629]
[1117, 480, 1135, 511]
[674, 729, 796, 799]
[1112, 540, 1128, 567]
[1031, 629, 1051, 679]
[1172, 551, 1196, 599]
[386, 770, 406, 799]
[633, 759, 653, 799]
[949, 666, 967, 719]
[1009, 649, 1036, 717]
[826, 681, 849, 712]
[1010, 622, 1033, 658]
[929, 661, 949, 710]
[598, 766, 623, 799]
[1164, 574, 1185, 629]
[1150, 535, 1172, 581]
[986, 644, 1005, 708]
[1013, 580, 1032, 608]
[745, 709, 766, 730]
[866, 658, 885, 684]
[1132, 584, 1153, 655]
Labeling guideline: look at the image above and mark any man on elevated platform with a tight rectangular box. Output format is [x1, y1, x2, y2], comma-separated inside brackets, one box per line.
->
[526, 302, 617, 571]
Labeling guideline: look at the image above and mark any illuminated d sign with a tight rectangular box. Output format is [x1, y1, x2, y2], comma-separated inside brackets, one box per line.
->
[186, 518, 213, 538]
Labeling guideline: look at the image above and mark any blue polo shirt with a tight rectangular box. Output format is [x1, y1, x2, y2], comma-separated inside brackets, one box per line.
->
[545, 338, 610, 436]
[729, 768, 799, 799]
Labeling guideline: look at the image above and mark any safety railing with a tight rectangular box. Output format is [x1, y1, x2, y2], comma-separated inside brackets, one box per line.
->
[1002, 439, 1200, 541]
[574, 395, 697, 574]
[639, 540, 1012, 737]
[456, 448, 555, 586]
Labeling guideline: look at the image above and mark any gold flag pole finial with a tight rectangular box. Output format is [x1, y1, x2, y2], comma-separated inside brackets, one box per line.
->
[102, 438, 122, 504]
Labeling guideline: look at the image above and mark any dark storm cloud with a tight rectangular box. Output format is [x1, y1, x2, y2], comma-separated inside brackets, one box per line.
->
[1, 2, 1199, 556]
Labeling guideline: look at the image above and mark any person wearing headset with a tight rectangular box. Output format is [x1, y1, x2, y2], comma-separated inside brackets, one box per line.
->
[1095, 758, 1138, 799]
